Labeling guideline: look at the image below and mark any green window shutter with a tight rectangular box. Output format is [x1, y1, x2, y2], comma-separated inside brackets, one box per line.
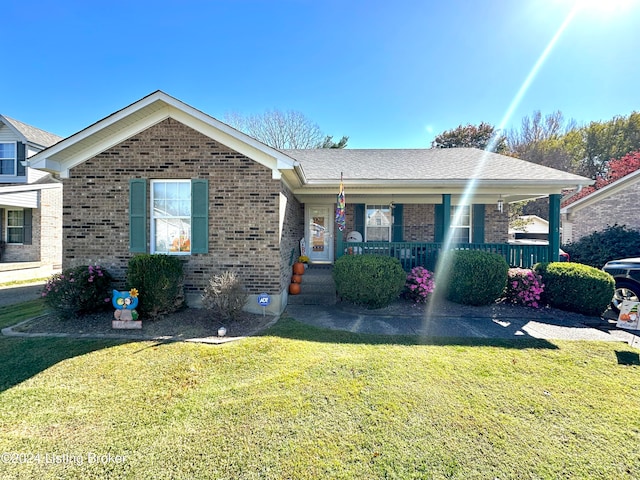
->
[434, 204, 444, 242]
[129, 179, 147, 253]
[17, 142, 26, 177]
[191, 179, 209, 254]
[392, 204, 403, 242]
[472, 204, 485, 244]
[23, 208, 32, 245]
[354, 204, 365, 237]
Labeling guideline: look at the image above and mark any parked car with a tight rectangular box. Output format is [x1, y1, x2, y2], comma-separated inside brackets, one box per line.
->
[602, 258, 640, 312]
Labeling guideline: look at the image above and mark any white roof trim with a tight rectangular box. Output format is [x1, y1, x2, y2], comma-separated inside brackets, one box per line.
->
[561, 168, 640, 213]
[0, 182, 60, 194]
[29, 91, 297, 179]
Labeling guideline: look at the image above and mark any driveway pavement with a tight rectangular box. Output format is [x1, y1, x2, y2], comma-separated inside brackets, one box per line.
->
[0, 282, 44, 307]
[285, 303, 640, 346]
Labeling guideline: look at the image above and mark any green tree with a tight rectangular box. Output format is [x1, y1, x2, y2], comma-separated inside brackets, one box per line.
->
[432, 122, 507, 153]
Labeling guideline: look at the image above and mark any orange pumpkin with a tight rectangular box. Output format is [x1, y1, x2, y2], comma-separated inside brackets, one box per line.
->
[289, 283, 301, 295]
[293, 262, 305, 275]
[292, 274, 303, 284]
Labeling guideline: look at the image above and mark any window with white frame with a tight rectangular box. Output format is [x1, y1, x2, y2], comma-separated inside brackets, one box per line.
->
[151, 180, 192, 254]
[450, 205, 471, 243]
[0, 143, 16, 176]
[6, 209, 24, 244]
[366, 204, 392, 241]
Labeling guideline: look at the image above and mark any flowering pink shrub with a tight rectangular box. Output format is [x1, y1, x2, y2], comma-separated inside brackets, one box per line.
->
[42, 265, 113, 318]
[503, 268, 545, 308]
[404, 266, 435, 303]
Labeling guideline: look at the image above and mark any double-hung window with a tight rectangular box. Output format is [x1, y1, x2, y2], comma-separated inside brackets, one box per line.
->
[151, 180, 192, 254]
[365, 204, 392, 241]
[130, 178, 208, 255]
[6, 209, 24, 244]
[0, 143, 16, 176]
[450, 205, 471, 243]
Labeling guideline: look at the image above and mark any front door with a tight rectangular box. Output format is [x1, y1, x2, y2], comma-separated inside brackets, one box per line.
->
[306, 205, 334, 263]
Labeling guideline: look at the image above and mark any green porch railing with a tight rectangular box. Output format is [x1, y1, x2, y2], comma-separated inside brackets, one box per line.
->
[337, 242, 549, 271]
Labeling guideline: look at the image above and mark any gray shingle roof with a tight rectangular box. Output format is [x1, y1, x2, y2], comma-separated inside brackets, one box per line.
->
[1, 115, 63, 148]
[283, 148, 590, 185]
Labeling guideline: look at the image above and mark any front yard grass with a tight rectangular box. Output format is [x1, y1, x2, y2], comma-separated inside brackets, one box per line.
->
[0, 310, 638, 479]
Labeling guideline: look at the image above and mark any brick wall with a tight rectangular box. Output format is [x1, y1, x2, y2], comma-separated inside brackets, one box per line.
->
[39, 187, 63, 267]
[564, 182, 640, 242]
[62, 118, 290, 304]
[403, 204, 436, 241]
[485, 207, 509, 243]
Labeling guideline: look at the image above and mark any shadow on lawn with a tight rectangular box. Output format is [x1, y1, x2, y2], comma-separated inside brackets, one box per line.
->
[0, 337, 125, 393]
[264, 316, 559, 350]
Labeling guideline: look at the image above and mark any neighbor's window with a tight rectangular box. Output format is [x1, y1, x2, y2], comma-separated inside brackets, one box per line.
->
[450, 205, 471, 243]
[151, 180, 191, 254]
[0, 143, 16, 176]
[366, 204, 392, 241]
[6, 209, 24, 244]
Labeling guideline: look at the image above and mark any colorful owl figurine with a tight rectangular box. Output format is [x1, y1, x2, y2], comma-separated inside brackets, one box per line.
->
[112, 289, 140, 322]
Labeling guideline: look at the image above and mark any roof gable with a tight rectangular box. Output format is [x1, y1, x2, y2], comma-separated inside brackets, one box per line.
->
[29, 91, 297, 179]
[0, 115, 62, 148]
[561, 167, 640, 213]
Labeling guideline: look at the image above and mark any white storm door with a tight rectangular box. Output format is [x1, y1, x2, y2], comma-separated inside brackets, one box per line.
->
[306, 205, 334, 263]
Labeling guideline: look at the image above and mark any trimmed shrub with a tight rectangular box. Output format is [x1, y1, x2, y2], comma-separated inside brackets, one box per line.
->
[503, 268, 545, 308]
[533, 262, 614, 316]
[441, 250, 509, 306]
[202, 271, 248, 321]
[126, 254, 185, 319]
[563, 225, 640, 268]
[42, 265, 113, 319]
[404, 266, 436, 303]
[333, 255, 406, 308]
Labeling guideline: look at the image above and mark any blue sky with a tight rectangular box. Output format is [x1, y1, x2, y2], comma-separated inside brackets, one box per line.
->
[3, 0, 639, 148]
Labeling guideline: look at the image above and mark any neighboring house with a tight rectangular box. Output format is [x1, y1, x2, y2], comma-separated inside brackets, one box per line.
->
[29, 91, 591, 314]
[509, 215, 552, 243]
[0, 115, 63, 281]
[561, 168, 640, 244]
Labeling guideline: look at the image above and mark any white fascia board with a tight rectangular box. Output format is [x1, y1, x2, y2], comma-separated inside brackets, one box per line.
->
[561, 169, 640, 213]
[166, 105, 296, 179]
[30, 91, 297, 180]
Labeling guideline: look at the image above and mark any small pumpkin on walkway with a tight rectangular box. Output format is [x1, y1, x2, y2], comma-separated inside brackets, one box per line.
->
[289, 283, 301, 295]
[291, 274, 303, 284]
[292, 262, 305, 275]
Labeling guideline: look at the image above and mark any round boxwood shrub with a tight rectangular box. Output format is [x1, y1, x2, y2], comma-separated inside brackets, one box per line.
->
[441, 250, 509, 306]
[127, 254, 185, 318]
[333, 254, 406, 309]
[533, 262, 614, 316]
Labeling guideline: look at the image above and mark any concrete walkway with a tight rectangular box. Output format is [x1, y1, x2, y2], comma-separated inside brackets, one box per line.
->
[285, 303, 640, 346]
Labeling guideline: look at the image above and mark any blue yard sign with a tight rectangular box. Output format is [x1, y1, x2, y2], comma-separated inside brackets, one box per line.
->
[257, 293, 271, 307]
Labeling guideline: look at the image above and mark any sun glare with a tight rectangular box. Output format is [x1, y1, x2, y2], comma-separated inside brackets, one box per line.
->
[570, 0, 635, 15]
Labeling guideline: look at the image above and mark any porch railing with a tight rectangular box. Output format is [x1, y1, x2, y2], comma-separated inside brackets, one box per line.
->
[337, 242, 549, 271]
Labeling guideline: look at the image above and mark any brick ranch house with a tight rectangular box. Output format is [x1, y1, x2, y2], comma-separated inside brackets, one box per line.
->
[561, 167, 640, 244]
[30, 91, 591, 314]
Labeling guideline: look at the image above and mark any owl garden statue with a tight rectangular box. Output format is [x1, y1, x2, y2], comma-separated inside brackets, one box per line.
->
[112, 288, 140, 323]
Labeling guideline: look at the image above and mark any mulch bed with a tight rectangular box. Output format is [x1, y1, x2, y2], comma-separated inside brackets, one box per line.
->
[11, 308, 276, 340]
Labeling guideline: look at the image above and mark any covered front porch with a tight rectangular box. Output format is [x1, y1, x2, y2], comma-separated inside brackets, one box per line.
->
[283, 148, 591, 271]
[331, 194, 562, 270]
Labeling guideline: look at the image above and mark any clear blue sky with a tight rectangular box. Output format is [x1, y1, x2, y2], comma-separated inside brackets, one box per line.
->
[3, 0, 639, 148]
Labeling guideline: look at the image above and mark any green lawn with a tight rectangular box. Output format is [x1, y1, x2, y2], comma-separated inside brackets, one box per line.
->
[0, 305, 639, 479]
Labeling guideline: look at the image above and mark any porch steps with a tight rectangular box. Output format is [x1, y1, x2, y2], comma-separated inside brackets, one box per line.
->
[288, 265, 336, 306]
